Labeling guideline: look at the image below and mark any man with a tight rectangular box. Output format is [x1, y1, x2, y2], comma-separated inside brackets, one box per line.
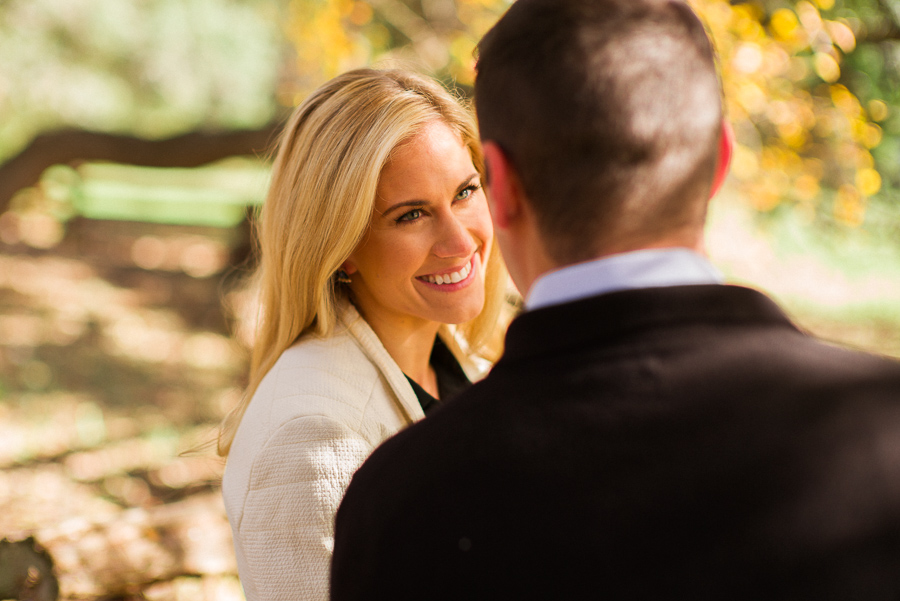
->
[331, 0, 900, 598]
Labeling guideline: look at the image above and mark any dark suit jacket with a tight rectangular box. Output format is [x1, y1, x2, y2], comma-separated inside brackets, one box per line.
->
[331, 285, 900, 600]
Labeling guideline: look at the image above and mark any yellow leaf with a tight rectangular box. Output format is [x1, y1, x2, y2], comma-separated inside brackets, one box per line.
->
[862, 123, 883, 149]
[803, 158, 825, 179]
[834, 184, 865, 226]
[796, 2, 823, 33]
[856, 168, 882, 196]
[786, 56, 810, 81]
[830, 84, 862, 117]
[778, 122, 807, 148]
[825, 20, 856, 53]
[365, 23, 391, 53]
[732, 42, 763, 73]
[736, 81, 767, 114]
[732, 3, 765, 23]
[694, 0, 732, 30]
[868, 99, 889, 122]
[857, 148, 875, 169]
[349, 2, 373, 26]
[731, 145, 760, 180]
[814, 52, 840, 82]
[450, 35, 478, 84]
[750, 185, 781, 212]
[793, 174, 820, 200]
[731, 5, 766, 41]
[770, 9, 800, 40]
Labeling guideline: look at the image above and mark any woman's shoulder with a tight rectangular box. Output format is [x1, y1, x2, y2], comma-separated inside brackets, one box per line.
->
[224, 320, 409, 504]
[256, 325, 381, 415]
[267, 301, 394, 392]
[278, 322, 372, 371]
[240, 303, 417, 436]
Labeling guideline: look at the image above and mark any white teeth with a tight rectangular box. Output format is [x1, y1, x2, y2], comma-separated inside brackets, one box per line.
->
[422, 259, 472, 285]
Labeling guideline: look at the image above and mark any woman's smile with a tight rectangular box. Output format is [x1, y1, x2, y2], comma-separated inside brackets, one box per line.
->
[416, 255, 477, 289]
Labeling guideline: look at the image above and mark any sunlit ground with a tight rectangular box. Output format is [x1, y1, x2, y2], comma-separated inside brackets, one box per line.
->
[0, 218, 247, 600]
[0, 186, 898, 600]
[708, 188, 900, 359]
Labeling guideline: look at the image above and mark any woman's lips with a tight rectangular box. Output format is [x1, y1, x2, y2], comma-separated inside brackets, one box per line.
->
[416, 256, 476, 289]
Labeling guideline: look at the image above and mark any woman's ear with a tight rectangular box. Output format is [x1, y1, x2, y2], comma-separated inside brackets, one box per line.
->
[482, 141, 523, 230]
[710, 119, 734, 199]
[341, 260, 358, 275]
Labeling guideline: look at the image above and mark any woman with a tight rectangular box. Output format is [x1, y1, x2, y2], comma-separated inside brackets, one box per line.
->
[219, 69, 508, 601]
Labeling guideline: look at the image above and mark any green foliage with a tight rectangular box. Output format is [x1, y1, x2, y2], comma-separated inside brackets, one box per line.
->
[68, 161, 269, 227]
[0, 0, 285, 163]
[828, 0, 900, 225]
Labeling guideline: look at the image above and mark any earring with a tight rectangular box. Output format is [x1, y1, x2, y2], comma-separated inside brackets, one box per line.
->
[336, 269, 352, 284]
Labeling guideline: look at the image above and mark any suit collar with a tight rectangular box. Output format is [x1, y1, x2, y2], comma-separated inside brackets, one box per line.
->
[501, 285, 800, 365]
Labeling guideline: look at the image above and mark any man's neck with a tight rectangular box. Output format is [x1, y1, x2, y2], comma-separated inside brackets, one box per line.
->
[519, 230, 707, 298]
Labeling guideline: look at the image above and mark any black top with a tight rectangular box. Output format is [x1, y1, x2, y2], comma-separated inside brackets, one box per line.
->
[405, 337, 471, 414]
[333, 284, 900, 600]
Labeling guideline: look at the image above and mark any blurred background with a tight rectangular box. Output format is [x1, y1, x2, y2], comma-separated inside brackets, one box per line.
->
[0, 0, 898, 599]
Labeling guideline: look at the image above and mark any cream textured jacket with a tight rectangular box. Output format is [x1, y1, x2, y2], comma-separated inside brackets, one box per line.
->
[222, 302, 487, 601]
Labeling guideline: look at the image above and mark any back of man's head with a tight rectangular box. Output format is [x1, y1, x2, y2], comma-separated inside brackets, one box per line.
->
[475, 0, 722, 263]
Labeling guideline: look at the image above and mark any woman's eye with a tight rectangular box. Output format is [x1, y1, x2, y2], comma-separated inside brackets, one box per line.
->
[455, 184, 479, 201]
[397, 209, 423, 223]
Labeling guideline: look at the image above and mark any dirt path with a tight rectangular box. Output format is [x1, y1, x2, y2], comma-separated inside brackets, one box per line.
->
[1, 218, 248, 600]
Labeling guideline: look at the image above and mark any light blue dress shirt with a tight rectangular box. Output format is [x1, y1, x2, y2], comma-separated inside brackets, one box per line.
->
[526, 248, 724, 311]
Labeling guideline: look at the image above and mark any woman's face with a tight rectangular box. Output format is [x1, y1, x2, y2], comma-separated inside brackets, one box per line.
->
[344, 120, 493, 334]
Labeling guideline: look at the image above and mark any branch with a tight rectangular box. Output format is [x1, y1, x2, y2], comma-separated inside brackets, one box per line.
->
[369, 0, 449, 69]
[0, 120, 285, 214]
[876, 0, 900, 31]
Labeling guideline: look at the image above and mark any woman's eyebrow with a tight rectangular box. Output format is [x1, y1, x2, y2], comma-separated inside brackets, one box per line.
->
[378, 199, 429, 219]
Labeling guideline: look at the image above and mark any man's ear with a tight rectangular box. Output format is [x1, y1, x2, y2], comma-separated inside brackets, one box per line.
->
[710, 119, 734, 199]
[482, 141, 524, 230]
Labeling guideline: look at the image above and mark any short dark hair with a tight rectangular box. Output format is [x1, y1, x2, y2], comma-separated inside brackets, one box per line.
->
[475, 0, 722, 262]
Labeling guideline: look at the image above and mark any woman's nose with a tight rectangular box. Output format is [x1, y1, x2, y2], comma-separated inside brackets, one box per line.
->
[432, 214, 477, 259]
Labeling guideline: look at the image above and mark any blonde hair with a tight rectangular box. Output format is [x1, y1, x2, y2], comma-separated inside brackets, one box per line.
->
[218, 68, 508, 456]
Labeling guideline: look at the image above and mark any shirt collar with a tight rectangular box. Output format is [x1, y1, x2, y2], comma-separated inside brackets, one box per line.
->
[526, 248, 723, 311]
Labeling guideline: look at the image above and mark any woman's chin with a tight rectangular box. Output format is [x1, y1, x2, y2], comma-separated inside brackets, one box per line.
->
[433, 296, 486, 326]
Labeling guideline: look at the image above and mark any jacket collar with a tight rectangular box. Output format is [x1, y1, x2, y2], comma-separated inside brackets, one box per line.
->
[337, 300, 424, 425]
[501, 284, 800, 366]
[336, 301, 491, 424]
